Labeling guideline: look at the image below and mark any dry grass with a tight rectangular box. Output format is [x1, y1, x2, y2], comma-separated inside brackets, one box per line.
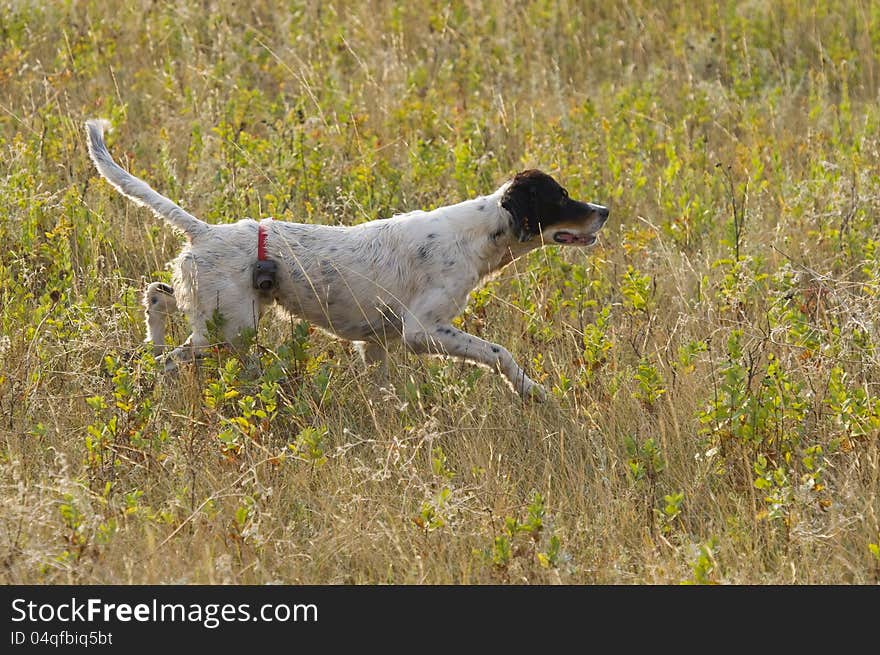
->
[1, 0, 879, 584]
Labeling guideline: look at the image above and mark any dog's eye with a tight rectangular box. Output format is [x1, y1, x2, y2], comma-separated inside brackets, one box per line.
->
[561, 189, 569, 199]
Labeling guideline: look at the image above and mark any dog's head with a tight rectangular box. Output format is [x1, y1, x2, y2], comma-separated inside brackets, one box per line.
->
[500, 169, 608, 245]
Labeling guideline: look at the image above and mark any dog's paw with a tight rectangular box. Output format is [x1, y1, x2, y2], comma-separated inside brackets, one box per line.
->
[162, 356, 180, 374]
[529, 384, 547, 402]
[520, 380, 547, 402]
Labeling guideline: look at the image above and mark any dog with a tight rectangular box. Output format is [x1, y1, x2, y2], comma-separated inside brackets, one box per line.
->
[85, 119, 608, 400]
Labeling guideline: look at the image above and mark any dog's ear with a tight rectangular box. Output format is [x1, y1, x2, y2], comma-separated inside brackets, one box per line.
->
[501, 175, 540, 242]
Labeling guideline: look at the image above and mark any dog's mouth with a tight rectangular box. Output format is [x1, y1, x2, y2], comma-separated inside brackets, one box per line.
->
[552, 231, 597, 246]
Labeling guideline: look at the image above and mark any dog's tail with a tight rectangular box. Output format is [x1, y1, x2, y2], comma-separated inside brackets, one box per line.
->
[85, 119, 209, 239]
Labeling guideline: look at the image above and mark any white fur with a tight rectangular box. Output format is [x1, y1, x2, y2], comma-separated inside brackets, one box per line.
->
[86, 120, 605, 399]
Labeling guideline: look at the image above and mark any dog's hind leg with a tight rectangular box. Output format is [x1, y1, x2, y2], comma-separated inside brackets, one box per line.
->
[143, 282, 178, 355]
[354, 340, 389, 376]
[354, 340, 387, 366]
[163, 333, 210, 372]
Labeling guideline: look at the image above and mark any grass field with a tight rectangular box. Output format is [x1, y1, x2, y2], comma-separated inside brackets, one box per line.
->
[2, 0, 880, 584]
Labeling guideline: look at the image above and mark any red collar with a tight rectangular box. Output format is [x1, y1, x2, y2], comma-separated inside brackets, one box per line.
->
[257, 220, 270, 261]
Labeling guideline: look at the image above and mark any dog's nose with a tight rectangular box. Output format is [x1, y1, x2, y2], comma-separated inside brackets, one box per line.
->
[590, 204, 610, 222]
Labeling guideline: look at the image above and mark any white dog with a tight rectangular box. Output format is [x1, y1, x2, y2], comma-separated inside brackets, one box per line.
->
[86, 119, 608, 399]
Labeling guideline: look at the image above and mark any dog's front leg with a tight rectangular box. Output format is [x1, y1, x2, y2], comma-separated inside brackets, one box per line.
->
[403, 320, 546, 401]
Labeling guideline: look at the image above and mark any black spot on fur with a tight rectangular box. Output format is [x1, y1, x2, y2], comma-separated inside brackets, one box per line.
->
[427, 233, 437, 239]
[157, 283, 173, 295]
[150, 297, 158, 305]
[417, 245, 432, 260]
[477, 203, 486, 211]
[491, 346, 500, 353]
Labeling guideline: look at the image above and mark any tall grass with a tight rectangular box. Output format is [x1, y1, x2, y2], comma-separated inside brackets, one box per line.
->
[1, 0, 879, 583]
